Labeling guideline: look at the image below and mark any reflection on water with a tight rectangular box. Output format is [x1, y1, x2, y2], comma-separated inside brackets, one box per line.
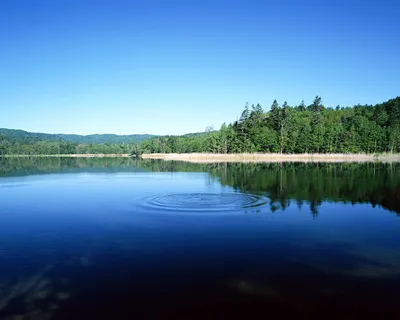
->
[0, 265, 70, 320]
[205, 162, 400, 217]
[1, 157, 399, 216]
[0, 157, 399, 318]
[231, 279, 281, 299]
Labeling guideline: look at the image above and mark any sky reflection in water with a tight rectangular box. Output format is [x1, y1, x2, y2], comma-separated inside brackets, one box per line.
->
[0, 158, 399, 319]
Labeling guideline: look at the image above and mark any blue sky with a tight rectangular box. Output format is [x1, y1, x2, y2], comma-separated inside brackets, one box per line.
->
[0, 0, 399, 135]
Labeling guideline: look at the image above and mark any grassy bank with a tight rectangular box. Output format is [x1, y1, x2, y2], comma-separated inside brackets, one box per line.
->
[0, 154, 133, 158]
[141, 153, 400, 163]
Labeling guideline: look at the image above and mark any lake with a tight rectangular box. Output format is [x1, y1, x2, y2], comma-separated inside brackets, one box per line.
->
[0, 157, 399, 319]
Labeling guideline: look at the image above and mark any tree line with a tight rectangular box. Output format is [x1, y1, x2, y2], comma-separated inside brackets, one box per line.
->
[0, 128, 155, 144]
[0, 137, 135, 155]
[1, 96, 399, 155]
[139, 96, 400, 154]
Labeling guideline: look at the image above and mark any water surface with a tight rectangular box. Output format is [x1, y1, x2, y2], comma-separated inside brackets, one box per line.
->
[0, 157, 399, 319]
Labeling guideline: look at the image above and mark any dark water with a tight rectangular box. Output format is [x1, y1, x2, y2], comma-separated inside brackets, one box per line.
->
[0, 157, 400, 319]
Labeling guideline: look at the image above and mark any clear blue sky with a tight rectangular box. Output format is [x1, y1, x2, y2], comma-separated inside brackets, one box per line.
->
[0, 0, 399, 135]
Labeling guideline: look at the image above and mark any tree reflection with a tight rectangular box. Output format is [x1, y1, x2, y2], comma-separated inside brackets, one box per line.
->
[1, 158, 399, 216]
[204, 162, 400, 216]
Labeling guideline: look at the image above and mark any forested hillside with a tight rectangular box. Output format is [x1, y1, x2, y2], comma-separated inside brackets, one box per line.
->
[1, 96, 399, 156]
[0, 128, 208, 155]
[0, 129, 155, 155]
[139, 96, 400, 154]
[0, 137, 134, 155]
[0, 128, 155, 144]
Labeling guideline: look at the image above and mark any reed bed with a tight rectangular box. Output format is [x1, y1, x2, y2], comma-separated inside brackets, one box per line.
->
[141, 153, 400, 163]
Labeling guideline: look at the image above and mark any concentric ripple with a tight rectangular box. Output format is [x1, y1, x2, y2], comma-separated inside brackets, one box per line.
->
[141, 192, 268, 212]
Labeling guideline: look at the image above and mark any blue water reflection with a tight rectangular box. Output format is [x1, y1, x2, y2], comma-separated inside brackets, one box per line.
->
[0, 158, 399, 319]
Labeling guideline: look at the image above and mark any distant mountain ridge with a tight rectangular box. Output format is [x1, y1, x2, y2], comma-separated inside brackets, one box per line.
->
[0, 128, 211, 144]
[0, 128, 157, 144]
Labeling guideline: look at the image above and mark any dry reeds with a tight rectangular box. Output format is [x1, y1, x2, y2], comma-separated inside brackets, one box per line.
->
[141, 153, 400, 163]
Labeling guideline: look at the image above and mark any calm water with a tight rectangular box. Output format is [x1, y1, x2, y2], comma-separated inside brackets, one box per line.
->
[0, 157, 399, 319]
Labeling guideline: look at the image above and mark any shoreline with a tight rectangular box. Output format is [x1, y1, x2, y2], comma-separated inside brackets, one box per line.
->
[1, 153, 400, 162]
[0, 154, 133, 158]
[141, 153, 400, 163]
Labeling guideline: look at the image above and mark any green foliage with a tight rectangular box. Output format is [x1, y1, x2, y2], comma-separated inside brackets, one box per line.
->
[1, 96, 400, 155]
[0, 138, 137, 156]
[0, 128, 156, 144]
[0, 128, 156, 155]
[138, 96, 400, 154]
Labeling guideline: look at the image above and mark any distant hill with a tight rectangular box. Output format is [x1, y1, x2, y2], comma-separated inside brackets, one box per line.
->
[0, 128, 157, 144]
